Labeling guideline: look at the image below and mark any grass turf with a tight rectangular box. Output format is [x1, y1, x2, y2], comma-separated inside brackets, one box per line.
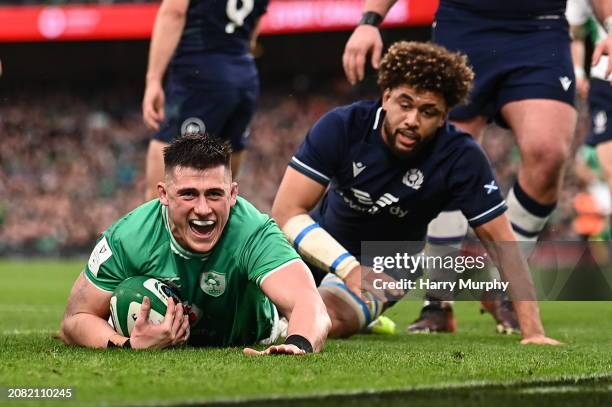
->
[0, 260, 611, 407]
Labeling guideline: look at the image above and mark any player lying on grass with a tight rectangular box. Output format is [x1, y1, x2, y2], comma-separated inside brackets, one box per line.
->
[271, 41, 560, 345]
[60, 133, 330, 354]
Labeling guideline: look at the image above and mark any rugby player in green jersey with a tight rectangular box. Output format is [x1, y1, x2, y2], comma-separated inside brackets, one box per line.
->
[60, 134, 331, 354]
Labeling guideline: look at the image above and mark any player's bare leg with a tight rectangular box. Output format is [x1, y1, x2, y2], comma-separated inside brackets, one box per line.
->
[503, 99, 576, 205]
[145, 139, 168, 201]
[483, 99, 575, 331]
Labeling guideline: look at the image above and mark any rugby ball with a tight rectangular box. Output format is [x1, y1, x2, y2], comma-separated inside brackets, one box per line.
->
[109, 276, 181, 337]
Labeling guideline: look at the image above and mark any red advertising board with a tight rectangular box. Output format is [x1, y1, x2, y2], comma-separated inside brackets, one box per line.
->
[0, 0, 437, 42]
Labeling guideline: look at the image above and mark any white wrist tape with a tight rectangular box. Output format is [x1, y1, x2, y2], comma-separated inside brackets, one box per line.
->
[574, 66, 585, 79]
[282, 214, 359, 279]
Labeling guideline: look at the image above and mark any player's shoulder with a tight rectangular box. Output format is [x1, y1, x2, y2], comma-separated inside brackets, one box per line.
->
[316, 99, 380, 141]
[330, 99, 380, 126]
[227, 197, 273, 234]
[104, 200, 164, 250]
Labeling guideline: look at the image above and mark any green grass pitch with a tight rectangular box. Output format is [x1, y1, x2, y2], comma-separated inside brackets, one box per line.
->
[0, 260, 611, 407]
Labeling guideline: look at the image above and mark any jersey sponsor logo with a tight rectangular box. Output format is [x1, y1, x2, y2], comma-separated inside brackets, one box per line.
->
[352, 162, 367, 177]
[368, 193, 400, 214]
[87, 236, 112, 276]
[402, 169, 424, 190]
[594, 111, 607, 134]
[200, 271, 226, 297]
[340, 190, 408, 218]
[351, 187, 373, 205]
[559, 76, 572, 91]
[484, 180, 499, 195]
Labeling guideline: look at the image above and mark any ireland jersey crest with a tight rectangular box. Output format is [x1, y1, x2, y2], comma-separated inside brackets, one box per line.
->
[200, 271, 226, 297]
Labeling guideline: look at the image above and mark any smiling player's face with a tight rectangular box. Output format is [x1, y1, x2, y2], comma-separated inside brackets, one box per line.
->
[381, 85, 448, 157]
[158, 165, 237, 253]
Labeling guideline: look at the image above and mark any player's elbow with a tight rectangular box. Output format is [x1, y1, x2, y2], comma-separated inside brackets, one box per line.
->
[320, 306, 332, 340]
[305, 290, 332, 351]
[313, 296, 332, 353]
[59, 316, 76, 345]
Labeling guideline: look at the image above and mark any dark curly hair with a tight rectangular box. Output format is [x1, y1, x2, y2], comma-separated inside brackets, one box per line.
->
[378, 41, 474, 108]
[163, 133, 232, 174]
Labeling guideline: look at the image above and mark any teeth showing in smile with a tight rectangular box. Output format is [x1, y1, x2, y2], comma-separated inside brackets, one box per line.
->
[190, 220, 215, 226]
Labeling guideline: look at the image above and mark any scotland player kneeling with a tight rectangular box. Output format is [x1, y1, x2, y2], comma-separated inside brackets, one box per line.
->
[272, 41, 560, 345]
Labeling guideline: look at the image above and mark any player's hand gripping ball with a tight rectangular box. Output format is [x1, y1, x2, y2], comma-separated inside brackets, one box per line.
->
[110, 276, 182, 337]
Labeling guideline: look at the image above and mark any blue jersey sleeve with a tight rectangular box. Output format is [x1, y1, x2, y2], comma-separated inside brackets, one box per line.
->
[447, 144, 507, 227]
[289, 109, 347, 185]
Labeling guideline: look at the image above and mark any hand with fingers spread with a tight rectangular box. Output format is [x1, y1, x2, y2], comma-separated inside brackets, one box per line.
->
[129, 297, 190, 349]
[342, 25, 384, 85]
[142, 80, 166, 131]
[243, 344, 306, 356]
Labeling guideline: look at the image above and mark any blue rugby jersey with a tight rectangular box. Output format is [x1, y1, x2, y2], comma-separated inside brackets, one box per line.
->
[175, 0, 268, 55]
[169, 0, 268, 87]
[289, 100, 507, 256]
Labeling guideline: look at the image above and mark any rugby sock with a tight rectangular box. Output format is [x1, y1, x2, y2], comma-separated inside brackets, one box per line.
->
[425, 210, 469, 305]
[506, 181, 556, 257]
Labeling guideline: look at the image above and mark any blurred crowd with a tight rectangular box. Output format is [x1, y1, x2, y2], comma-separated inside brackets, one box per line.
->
[0, 84, 593, 256]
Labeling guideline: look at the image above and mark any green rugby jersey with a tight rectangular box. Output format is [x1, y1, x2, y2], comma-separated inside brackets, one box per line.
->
[83, 197, 301, 347]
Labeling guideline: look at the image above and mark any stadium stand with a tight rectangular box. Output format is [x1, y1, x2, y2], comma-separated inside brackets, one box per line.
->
[0, 82, 592, 256]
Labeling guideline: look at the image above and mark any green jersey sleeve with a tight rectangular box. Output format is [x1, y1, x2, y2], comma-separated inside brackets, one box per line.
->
[240, 219, 302, 286]
[83, 234, 129, 292]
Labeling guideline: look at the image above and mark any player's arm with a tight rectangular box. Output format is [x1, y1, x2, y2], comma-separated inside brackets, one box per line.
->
[245, 260, 331, 355]
[272, 168, 363, 294]
[570, 23, 590, 98]
[142, 0, 189, 130]
[60, 273, 124, 348]
[343, 0, 397, 84]
[250, 17, 263, 53]
[473, 215, 561, 345]
[589, 0, 612, 78]
[60, 273, 188, 349]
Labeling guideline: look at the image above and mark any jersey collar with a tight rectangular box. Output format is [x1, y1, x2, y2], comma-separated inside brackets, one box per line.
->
[161, 205, 211, 261]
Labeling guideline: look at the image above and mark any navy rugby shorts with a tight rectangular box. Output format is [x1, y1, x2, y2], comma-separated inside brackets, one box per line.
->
[433, 3, 575, 127]
[153, 66, 259, 151]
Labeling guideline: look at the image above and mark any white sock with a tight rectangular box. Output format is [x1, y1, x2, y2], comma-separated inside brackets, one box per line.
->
[425, 210, 468, 304]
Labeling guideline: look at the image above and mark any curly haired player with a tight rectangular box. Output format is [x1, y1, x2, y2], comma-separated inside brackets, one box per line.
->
[272, 41, 559, 344]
